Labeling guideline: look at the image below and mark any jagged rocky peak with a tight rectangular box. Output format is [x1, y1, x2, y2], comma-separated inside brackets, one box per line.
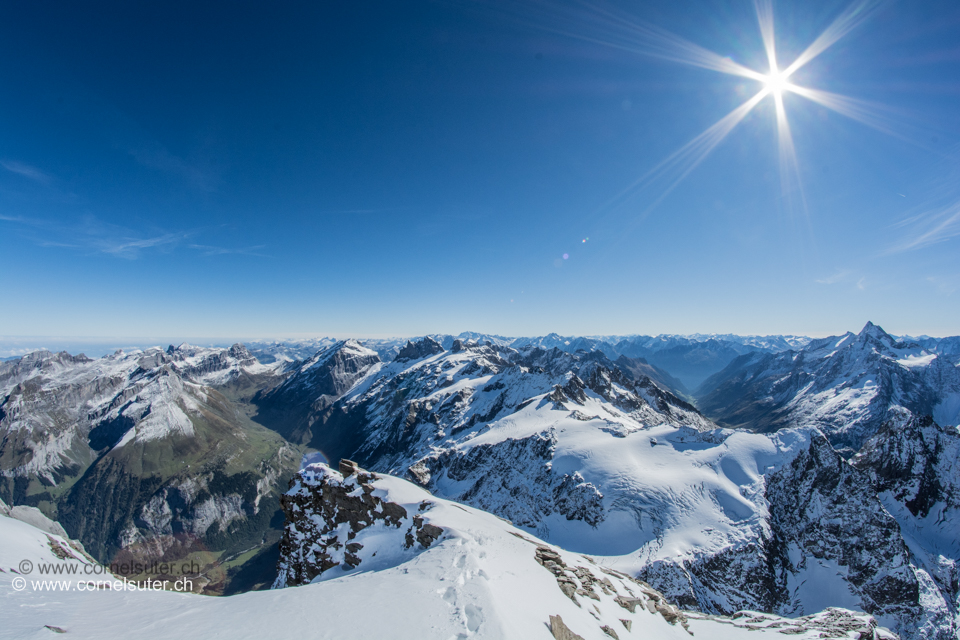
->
[640, 426, 954, 639]
[450, 337, 470, 352]
[696, 318, 960, 451]
[394, 336, 444, 362]
[858, 320, 895, 343]
[274, 459, 443, 587]
[853, 410, 960, 518]
[297, 339, 380, 376]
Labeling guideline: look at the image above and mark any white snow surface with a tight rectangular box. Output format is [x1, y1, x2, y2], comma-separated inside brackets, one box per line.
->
[1, 478, 894, 640]
[442, 413, 810, 567]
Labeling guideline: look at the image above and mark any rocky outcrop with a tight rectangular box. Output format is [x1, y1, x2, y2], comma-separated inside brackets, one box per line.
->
[394, 337, 444, 362]
[274, 459, 444, 588]
[686, 608, 899, 638]
[408, 430, 605, 529]
[535, 544, 690, 632]
[852, 412, 960, 638]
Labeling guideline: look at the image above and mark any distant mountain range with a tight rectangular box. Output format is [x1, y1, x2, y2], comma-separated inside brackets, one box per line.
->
[2, 322, 959, 638]
[247, 331, 815, 391]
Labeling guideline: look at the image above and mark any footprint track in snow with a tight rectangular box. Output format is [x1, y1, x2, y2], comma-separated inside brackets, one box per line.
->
[464, 603, 483, 633]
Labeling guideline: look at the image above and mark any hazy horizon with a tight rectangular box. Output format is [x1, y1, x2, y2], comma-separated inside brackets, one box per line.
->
[0, 319, 952, 359]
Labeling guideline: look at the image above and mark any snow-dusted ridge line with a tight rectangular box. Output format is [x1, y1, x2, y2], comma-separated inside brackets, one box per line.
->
[3, 326, 959, 638]
[2, 485, 896, 639]
[0, 342, 283, 479]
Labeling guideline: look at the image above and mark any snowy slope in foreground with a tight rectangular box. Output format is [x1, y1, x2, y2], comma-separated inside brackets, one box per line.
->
[1, 481, 893, 640]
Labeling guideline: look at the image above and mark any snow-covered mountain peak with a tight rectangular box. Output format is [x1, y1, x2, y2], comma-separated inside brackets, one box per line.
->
[698, 320, 960, 451]
[298, 339, 378, 372]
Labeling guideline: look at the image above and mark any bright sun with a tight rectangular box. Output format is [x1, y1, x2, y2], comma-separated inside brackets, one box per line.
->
[559, 0, 887, 218]
[763, 70, 789, 96]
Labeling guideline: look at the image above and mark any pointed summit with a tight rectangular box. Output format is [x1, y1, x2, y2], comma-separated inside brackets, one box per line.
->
[857, 321, 896, 347]
[859, 320, 883, 335]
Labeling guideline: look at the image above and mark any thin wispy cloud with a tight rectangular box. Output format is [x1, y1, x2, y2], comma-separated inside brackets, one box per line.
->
[95, 232, 186, 259]
[1, 160, 52, 185]
[815, 269, 853, 285]
[1, 212, 260, 260]
[319, 207, 411, 215]
[887, 197, 960, 254]
[129, 143, 217, 192]
[37, 240, 82, 249]
[188, 243, 269, 257]
[926, 275, 958, 295]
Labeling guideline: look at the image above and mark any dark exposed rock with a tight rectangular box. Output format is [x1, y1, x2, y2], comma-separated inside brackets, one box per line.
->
[561, 376, 588, 405]
[640, 429, 952, 639]
[408, 430, 605, 529]
[395, 338, 444, 363]
[338, 459, 360, 477]
[416, 522, 444, 548]
[275, 462, 407, 586]
[851, 412, 960, 636]
[275, 460, 443, 587]
[548, 385, 569, 406]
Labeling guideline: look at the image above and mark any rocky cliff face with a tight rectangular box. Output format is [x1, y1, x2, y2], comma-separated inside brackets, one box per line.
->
[270, 459, 900, 640]
[409, 429, 606, 529]
[294, 339, 712, 535]
[639, 427, 957, 640]
[395, 336, 444, 362]
[252, 340, 381, 444]
[852, 412, 960, 637]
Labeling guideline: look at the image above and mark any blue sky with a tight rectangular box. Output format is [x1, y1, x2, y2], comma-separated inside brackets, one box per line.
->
[1, 0, 958, 341]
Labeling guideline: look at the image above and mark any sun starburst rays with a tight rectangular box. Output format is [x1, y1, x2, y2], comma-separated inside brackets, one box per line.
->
[566, 0, 892, 221]
[755, 0, 779, 75]
[497, 0, 895, 227]
[599, 88, 770, 217]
